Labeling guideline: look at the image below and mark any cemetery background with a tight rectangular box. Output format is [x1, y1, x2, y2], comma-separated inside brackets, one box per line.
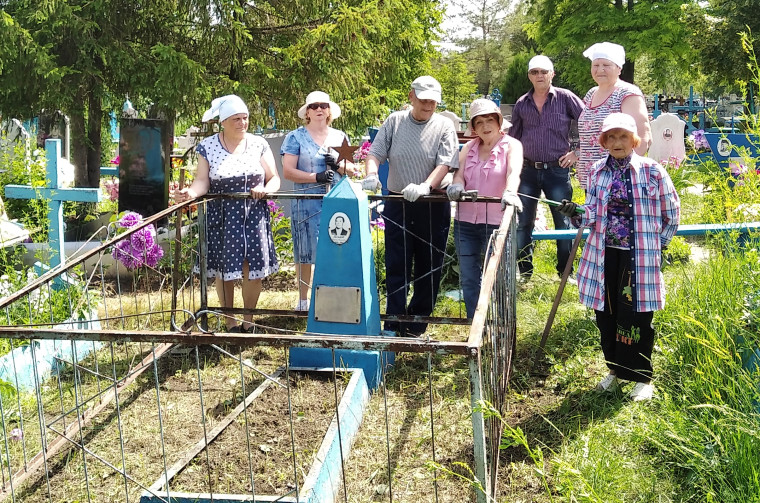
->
[1, 0, 760, 501]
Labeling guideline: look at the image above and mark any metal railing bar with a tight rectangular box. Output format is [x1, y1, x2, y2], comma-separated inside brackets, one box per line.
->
[0, 328, 472, 355]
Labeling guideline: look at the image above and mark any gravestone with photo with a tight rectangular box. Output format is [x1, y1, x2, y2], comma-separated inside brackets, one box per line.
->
[118, 118, 170, 218]
[649, 112, 686, 165]
[37, 110, 70, 160]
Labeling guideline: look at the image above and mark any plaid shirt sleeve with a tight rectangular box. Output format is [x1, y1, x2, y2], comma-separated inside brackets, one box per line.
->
[657, 164, 680, 248]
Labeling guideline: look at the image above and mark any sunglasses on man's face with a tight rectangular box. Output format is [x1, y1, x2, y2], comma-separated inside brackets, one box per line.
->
[307, 103, 330, 110]
[529, 69, 550, 76]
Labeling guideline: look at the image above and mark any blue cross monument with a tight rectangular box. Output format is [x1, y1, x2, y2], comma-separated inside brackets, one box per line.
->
[6, 139, 102, 279]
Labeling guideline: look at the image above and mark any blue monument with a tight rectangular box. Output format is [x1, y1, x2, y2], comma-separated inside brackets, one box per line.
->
[288, 177, 394, 389]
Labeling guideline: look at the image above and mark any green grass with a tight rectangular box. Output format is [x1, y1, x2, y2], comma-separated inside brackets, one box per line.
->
[505, 174, 760, 502]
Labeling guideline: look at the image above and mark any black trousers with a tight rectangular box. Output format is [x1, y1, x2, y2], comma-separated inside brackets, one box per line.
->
[382, 198, 450, 335]
[594, 247, 655, 382]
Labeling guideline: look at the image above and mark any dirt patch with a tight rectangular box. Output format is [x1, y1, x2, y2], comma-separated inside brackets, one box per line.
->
[171, 370, 344, 496]
[11, 345, 341, 502]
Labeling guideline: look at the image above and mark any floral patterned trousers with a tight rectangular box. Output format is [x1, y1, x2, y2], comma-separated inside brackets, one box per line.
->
[594, 247, 655, 382]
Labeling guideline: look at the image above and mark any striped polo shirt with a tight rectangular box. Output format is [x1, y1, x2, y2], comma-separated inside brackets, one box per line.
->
[577, 81, 644, 189]
[369, 110, 459, 193]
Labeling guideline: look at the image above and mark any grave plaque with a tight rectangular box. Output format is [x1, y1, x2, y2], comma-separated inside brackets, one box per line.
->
[118, 119, 170, 217]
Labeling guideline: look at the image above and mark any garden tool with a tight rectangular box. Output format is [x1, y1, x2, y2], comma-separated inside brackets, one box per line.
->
[533, 224, 586, 370]
[517, 192, 584, 214]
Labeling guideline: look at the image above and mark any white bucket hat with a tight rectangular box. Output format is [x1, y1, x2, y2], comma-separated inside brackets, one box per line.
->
[601, 112, 637, 134]
[297, 91, 341, 120]
[202, 95, 249, 123]
[583, 42, 626, 68]
[465, 98, 510, 136]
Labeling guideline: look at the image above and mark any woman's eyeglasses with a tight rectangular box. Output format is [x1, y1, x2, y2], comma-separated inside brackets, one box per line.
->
[529, 69, 550, 76]
[307, 103, 330, 110]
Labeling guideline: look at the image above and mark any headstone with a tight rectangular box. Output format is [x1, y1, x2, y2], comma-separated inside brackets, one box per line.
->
[37, 110, 70, 160]
[288, 177, 394, 389]
[704, 132, 760, 171]
[0, 118, 31, 160]
[5, 139, 102, 271]
[175, 126, 200, 152]
[118, 118, 170, 218]
[649, 113, 686, 165]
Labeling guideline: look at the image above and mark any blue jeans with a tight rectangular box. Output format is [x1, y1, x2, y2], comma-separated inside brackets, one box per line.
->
[453, 220, 499, 318]
[382, 198, 450, 335]
[516, 165, 573, 277]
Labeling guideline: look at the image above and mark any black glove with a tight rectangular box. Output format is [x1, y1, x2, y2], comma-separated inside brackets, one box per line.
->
[316, 170, 334, 184]
[557, 199, 579, 217]
[325, 153, 340, 171]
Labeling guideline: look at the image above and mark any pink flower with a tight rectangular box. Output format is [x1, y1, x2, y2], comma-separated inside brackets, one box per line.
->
[353, 141, 372, 162]
[10, 428, 23, 441]
[103, 179, 119, 201]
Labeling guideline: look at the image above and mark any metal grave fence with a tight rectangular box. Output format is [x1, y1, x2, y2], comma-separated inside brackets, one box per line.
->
[0, 192, 516, 503]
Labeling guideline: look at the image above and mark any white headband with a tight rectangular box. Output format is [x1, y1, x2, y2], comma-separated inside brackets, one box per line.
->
[202, 95, 249, 123]
[583, 42, 625, 68]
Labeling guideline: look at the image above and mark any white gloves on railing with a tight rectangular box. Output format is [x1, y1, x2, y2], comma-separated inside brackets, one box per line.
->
[402, 182, 430, 202]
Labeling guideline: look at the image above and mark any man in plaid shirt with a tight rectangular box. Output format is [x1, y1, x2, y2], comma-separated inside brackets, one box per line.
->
[559, 113, 680, 402]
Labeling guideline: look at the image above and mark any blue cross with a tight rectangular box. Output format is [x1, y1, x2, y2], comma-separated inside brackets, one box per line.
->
[5, 139, 102, 270]
[490, 88, 502, 107]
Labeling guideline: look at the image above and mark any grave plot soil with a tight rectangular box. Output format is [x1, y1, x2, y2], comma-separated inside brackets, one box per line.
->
[10, 344, 340, 502]
[170, 370, 344, 497]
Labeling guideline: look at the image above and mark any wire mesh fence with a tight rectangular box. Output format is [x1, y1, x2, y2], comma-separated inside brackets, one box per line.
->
[0, 192, 516, 503]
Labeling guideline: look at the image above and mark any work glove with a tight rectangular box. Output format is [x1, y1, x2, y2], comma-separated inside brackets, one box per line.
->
[402, 182, 431, 202]
[557, 199, 579, 217]
[439, 172, 454, 189]
[446, 183, 465, 201]
[501, 190, 523, 213]
[361, 174, 381, 192]
[316, 170, 334, 184]
[325, 153, 340, 171]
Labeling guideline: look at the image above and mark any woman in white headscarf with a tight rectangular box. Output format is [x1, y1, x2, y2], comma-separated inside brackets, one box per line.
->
[577, 42, 651, 190]
[177, 95, 280, 332]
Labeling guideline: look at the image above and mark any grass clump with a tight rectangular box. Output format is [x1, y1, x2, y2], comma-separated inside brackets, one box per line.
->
[505, 240, 760, 502]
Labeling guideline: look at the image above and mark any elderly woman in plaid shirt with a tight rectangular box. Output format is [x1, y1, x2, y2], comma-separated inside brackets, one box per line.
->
[558, 113, 680, 402]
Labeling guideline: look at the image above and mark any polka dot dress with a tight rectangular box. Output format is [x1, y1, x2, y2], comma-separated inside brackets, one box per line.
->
[196, 133, 279, 281]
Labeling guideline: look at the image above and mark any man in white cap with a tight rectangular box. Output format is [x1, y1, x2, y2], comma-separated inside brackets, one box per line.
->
[362, 76, 459, 336]
[510, 55, 585, 283]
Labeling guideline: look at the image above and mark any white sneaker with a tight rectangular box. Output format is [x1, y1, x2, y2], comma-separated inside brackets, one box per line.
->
[629, 382, 654, 402]
[295, 300, 309, 311]
[595, 373, 619, 392]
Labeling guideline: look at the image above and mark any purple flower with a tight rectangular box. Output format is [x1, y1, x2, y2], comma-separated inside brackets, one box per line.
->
[118, 212, 142, 229]
[689, 129, 710, 151]
[10, 428, 23, 441]
[370, 217, 385, 230]
[111, 212, 164, 270]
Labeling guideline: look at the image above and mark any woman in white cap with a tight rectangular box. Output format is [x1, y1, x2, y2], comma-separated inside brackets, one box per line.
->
[177, 95, 281, 332]
[446, 98, 523, 318]
[281, 91, 355, 311]
[558, 113, 680, 401]
[577, 42, 651, 191]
